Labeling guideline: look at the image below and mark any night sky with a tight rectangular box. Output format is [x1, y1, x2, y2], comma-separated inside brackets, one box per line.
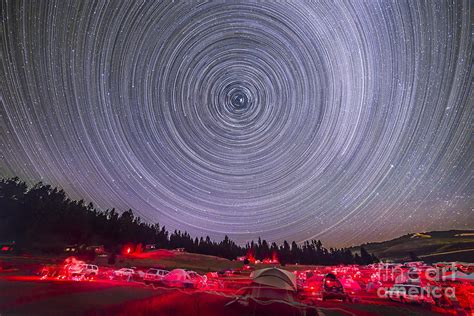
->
[1, 1, 472, 247]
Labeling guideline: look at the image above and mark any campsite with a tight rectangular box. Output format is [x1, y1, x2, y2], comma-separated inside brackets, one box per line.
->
[0, 250, 472, 315]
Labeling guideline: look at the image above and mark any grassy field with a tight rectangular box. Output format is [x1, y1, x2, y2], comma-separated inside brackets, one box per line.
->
[100, 251, 332, 274]
[95, 250, 244, 273]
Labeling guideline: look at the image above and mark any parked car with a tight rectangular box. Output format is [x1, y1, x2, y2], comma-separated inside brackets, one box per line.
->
[111, 268, 132, 281]
[130, 267, 145, 279]
[69, 264, 98, 280]
[112, 267, 145, 280]
[187, 270, 207, 288]
[385, 284, 435, 305]
[113, 268, 134, 277]
[143, 268, 169, 285]
[322, 273, 349, 302]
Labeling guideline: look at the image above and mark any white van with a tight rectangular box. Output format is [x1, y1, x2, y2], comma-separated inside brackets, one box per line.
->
[385, 284, 435, 305]
[69, 264, 99, 279]
[143, 268, 169, 285]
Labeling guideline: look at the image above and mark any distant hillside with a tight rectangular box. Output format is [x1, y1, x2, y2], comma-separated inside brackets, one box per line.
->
[353, 230, 474, 263]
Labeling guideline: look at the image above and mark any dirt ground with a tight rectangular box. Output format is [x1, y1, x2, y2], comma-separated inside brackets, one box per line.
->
[0, 275, 455, 316]
[0, 254, 462, 315]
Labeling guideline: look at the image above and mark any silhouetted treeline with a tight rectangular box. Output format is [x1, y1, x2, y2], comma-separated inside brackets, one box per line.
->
[0, 178, 377, 265]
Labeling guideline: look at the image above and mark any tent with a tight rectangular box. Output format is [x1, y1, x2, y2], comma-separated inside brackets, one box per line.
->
[226, 268, 317, 315]
[250, 267, 297, 291]
[164, 269, 188, 281]
[162, 269, 191, 287]
[240, 268, 298, 302]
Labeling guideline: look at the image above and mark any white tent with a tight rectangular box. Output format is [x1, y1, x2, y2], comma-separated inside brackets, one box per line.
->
[232, 268, 297, 303]
[163, 269, 188, 281]
[162, 269, 191, 287]
[227, 268, 315, 314]
[250, 267, 297, 291]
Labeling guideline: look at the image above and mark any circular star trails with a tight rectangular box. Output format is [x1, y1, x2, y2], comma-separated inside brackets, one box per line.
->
[0, 1, 472, 247]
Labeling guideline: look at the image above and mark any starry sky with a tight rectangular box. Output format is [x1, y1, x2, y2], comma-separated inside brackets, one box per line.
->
[0, 1, 472, 247]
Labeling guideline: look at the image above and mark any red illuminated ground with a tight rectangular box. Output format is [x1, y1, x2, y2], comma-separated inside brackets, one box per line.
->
[0, 254, 471, 315]
[0, 277, 453, 316]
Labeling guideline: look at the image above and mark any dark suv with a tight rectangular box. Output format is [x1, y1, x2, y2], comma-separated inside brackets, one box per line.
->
[322, 273, 348, 302]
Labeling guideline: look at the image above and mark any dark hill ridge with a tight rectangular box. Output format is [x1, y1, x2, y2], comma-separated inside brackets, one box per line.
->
[353, 230, 474, 263]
